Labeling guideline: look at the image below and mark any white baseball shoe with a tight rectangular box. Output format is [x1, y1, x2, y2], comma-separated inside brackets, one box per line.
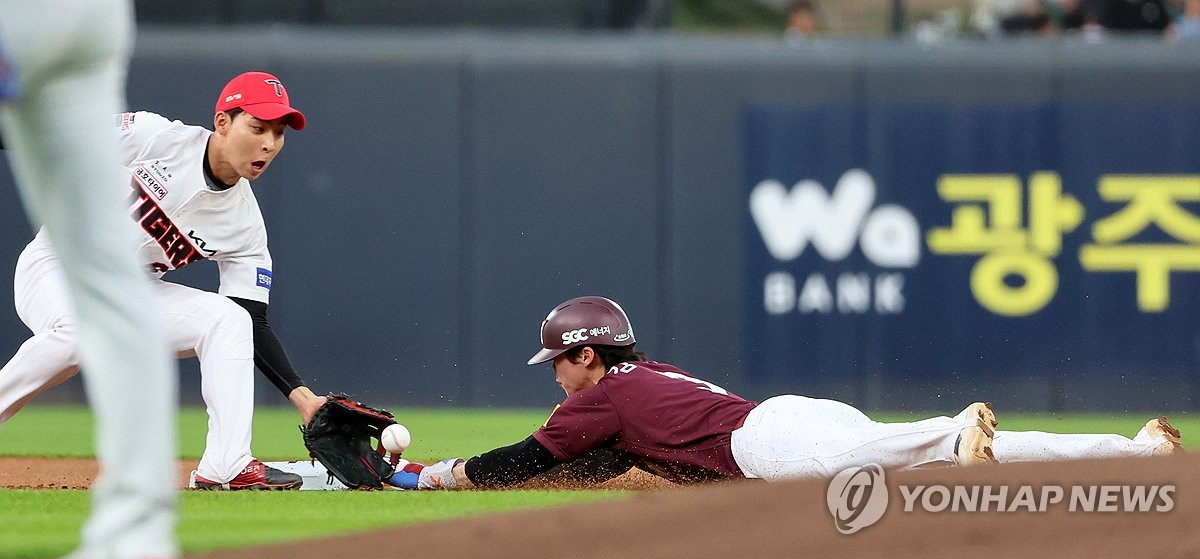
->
[953, 402, 998, 465]
[1134, 416, 1183, 457]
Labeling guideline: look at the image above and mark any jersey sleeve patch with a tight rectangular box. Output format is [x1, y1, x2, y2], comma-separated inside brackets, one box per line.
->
[256, 267, 272, 290]
[117, 112, 136, 133]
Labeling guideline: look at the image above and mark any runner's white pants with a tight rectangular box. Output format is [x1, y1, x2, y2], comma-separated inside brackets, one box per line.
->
[731, 395, 1161, 479]
[0, 0, 179, 556]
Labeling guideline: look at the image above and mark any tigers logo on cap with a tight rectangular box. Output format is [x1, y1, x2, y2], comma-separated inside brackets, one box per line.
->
[215, 71, 306, 130]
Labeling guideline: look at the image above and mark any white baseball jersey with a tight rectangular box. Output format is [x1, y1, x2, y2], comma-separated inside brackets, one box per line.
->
[117, 111, 273, 303]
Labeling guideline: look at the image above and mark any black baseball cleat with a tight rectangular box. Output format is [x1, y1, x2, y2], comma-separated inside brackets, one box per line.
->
[194, 459, 303, 490]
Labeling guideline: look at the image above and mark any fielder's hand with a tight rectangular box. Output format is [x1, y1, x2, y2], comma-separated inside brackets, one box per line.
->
[300, 393, 398, 489]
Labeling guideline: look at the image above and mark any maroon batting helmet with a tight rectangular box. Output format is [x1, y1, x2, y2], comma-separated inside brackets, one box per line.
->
[527, 296, 636, 365]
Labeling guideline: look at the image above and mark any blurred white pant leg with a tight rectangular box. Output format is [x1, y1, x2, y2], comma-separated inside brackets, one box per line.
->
[732, 395, 964, 479]
[993, 430, 1154, 462]
[0, 0, 179, 557]
[2, 239, 257, 484]
[0, 237, 82, 423]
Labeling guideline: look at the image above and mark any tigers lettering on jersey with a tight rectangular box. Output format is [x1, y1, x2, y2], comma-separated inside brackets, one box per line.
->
[129, 170, 206, 270]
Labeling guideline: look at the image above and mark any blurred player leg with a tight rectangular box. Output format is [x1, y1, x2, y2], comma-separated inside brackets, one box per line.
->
[0, 0, 179, 557]
[731, 396, 991, 478]
[0, 236, 83, 424]
[993, 416, 1183, 462]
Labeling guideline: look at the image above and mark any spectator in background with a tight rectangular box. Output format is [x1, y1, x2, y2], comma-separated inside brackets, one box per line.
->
[1053, 0, 1091, 30]
[1098, 0, 1172, 33]
[983, 0, 1174, 39]
[785, 0, 820, 43]
[1000, 1, 1056, 35]
[1171, 0, 1200, 40]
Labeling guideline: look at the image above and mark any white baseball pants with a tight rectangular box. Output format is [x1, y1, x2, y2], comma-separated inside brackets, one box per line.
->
[730, 395, 1161, 479]
[0, 234, 258, 485]
[0, 0, 179, 556]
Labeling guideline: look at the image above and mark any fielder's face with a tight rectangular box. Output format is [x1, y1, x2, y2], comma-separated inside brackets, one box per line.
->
[215, 111, 287, 181]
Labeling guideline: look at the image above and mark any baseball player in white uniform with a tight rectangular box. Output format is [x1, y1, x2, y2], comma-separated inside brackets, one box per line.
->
[0, 0, 180, 557]
[0, 70, 327, 494]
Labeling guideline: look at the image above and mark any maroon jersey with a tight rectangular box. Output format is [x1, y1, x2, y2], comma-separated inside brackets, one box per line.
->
[532, 361, 757, 483]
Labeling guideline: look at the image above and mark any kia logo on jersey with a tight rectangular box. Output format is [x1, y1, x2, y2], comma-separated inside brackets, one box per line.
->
[187, 230, 217, 256]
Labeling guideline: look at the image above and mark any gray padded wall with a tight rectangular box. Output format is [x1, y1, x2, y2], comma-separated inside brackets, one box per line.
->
[464, 45, 663, 406]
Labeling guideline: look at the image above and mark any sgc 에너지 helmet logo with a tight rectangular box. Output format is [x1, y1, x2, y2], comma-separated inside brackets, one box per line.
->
[826, 463, 888, 534]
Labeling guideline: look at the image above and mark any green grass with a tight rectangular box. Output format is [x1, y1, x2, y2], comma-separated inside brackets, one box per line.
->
[0, 405, 1193, 558]
[0, 405, 620, 558]
[0, 488, 626, 558]
[674, 0, 786, 33]
[0, 404, 556, 461]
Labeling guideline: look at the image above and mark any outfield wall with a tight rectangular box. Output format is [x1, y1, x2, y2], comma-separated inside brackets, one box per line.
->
[1, 29, 1199, 412]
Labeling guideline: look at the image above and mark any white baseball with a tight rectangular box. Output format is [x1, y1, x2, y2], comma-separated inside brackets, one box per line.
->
[381, 423, 411, 453]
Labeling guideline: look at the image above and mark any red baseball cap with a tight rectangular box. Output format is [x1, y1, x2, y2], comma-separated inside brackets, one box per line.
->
[215, 71, 306, 130]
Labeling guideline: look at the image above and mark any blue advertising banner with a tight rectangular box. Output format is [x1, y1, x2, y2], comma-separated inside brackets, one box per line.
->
[743, 103, 1200, 391]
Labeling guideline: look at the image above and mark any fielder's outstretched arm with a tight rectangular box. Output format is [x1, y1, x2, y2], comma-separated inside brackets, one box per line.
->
[458, 435, 562, 488]
[228, 296, 324, 423]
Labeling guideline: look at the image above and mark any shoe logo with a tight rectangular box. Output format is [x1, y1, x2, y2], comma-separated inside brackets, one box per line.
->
[826, 463, 888, 534]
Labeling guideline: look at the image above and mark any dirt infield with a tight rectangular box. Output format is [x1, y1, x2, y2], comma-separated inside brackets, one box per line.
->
[7, 455, 1200, 558]
[0, 457, 195, 489]
[0, 457, 674, 491]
